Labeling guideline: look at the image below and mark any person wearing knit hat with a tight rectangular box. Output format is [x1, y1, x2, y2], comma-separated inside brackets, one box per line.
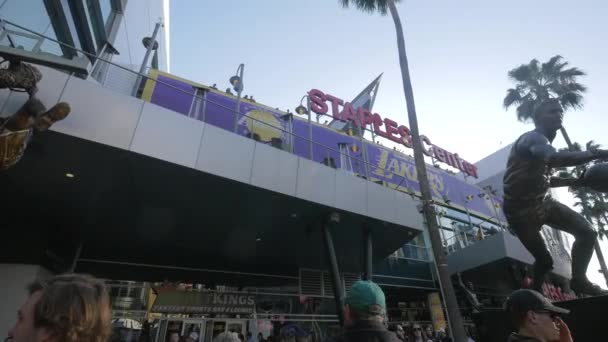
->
[333, 280, 400, 342]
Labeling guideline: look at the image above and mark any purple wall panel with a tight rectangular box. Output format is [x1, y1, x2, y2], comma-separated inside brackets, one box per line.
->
[365, 142, 505, 221]
[204, 92, 238, 132]
[151, 75, 195, 115]
[292, 119, 311, 158]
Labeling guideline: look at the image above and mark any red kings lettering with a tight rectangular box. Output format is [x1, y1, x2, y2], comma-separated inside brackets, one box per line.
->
[308, 89, 479, 178]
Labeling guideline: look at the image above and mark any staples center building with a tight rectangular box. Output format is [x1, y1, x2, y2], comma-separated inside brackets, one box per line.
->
[0, 18, 574, 341]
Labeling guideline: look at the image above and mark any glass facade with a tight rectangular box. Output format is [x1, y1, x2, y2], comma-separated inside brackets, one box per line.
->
[388, 203, 505, 262]
[435, 205, 504, 255]
[99, 0, 113, 27]
[0, 0, 62, 55]
[0, 0, 124, 72]
[1, 0, 53, 34]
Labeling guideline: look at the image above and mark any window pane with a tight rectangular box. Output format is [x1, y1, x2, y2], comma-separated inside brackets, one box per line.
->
[0, 0, 65, 56]
[2, 0, 51, 34]
[60, 0, 82, 51]
[99, 0, 113, 26]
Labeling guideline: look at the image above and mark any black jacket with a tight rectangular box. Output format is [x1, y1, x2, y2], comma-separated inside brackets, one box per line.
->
[333, 320, 401, 342]
[507, 333, 542, 342]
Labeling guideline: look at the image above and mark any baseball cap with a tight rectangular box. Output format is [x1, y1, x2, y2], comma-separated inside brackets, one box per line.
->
[345, 280, 386, 314]
[504, 289, 569, 315]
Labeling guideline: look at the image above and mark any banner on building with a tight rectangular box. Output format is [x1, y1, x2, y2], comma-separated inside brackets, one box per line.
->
[151, 291, 255, 314]
[427, 292, 447, 332]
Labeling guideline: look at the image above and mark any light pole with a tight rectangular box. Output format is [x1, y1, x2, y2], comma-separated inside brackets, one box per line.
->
[132, 20, 162, 97]
[230, 63, 245, 133]
[295, 95, 313, 160]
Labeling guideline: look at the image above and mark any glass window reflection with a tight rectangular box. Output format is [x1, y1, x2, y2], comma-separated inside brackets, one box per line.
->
[99, 0, 113, 26]
[1, 0, 51, 34]
[0, 0, 63, 55]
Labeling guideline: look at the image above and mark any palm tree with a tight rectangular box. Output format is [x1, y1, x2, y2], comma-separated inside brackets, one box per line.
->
[339, 1, 466, 340]
[503, 55, 586, 147]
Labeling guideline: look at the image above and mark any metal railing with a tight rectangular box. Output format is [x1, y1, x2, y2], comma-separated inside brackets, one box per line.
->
[0, 18, 89, 67]
[394, 243, 431, 262]
[442, 232, 479, 254]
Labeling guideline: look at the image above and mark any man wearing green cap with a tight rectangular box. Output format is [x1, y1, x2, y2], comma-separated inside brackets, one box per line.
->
[334, 280, 401, 342]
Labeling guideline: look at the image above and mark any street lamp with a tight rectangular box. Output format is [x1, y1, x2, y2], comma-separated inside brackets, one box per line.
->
[295, 95, 313, 159]
[132, 20, 163, 97]
[230, 63, 245, 132]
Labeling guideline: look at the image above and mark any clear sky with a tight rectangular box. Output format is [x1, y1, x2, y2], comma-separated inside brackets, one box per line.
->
[169, 0, 608, 288]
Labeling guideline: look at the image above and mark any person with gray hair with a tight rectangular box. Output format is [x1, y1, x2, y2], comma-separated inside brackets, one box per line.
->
[333, 280, 400, 342]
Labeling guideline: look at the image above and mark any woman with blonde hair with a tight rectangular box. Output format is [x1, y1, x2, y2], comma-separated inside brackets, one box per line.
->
[8, 273, 111, 342]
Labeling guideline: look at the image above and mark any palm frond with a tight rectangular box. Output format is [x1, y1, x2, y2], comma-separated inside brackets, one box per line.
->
[586, 140, 600, 151]
[545, 81, 562, 97]
[529, 59, 541, 76]
[559, 91, 584, 110]
[541, 55, 564, 78]
[515, 97, 537, 122]
[562, 82, 587, 93]
[503, 88, 523, 109]
[508, 63, 535, 83]
[560, 67, 586, 83]
[546, 81, 586, 98]
[339, 0, 400, 15]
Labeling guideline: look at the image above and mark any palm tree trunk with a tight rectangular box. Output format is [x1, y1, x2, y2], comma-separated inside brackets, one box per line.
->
[387, 1, 466, 341]
[559, 126, 575, 148]
[560, 126, 608, 287]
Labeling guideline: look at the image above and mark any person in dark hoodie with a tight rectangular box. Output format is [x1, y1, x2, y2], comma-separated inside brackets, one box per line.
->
[334, 280, 400, 342]
[504, 289, 572, 342]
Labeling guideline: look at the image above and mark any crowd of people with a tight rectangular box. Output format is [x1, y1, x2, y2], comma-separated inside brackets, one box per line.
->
[164, 330, 201, 342]
[5, 273, 576, 342]
[387, 323, 459, 342]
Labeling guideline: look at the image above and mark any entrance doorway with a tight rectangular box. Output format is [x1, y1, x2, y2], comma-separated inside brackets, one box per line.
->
[206, 319, 246, 341]
[154, 318, 246, 342]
